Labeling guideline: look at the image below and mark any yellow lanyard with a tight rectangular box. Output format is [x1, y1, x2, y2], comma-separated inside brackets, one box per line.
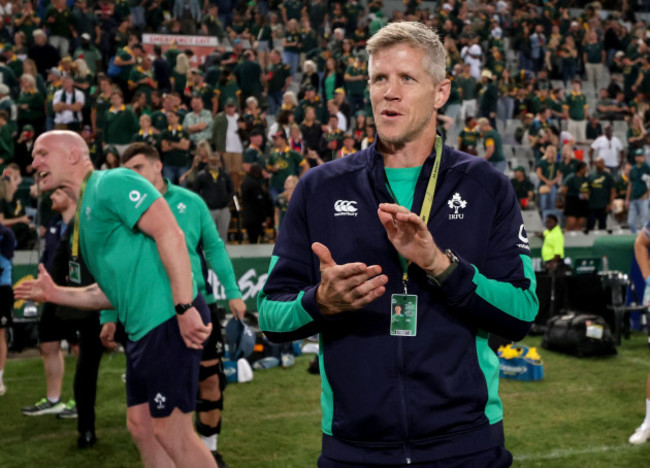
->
[71, 171, 93, 259]
[386, 136, 443, 292]
[420, 135, 443, 225]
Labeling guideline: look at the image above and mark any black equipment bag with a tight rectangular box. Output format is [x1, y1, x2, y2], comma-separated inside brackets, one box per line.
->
[541, 312, 617, 357]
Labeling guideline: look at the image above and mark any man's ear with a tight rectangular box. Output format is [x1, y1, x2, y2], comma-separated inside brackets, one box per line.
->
[434, 79, 452, 110]
[69, 146, 81, 165]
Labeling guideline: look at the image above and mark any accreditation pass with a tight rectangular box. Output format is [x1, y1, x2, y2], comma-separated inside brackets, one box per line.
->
[390, 294, 417, 337]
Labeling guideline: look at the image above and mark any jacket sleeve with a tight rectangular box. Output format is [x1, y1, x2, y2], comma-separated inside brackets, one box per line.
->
[437, 174, 538, 341]
[257, 176, 329, 342]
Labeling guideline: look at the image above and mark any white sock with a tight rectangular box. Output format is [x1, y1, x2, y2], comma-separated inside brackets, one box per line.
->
[0, 369, 4, 383]
[644, 399, 650, 429]
[200, 434, 217, 452]
[47, 396, 60, 404]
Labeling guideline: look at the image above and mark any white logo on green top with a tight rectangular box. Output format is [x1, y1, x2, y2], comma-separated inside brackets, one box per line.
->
[177, 202, 187, 214]
[129, 190, 142, 202]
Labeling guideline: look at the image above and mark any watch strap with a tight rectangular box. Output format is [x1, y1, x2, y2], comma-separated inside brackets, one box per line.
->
[175, 302, 193, 315]
[426, 249, 459, 287]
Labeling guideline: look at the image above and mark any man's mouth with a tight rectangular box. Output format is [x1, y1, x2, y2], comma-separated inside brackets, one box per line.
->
[381, 110, 402, 117]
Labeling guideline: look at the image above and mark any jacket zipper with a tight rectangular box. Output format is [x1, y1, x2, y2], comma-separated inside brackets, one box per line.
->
[397, 334, 412, 464]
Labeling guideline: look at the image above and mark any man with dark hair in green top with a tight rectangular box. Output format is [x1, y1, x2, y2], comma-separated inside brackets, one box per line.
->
[22, 130, 216, 467]
[117, 142, 246, 467]
[477, 117, 505, 172]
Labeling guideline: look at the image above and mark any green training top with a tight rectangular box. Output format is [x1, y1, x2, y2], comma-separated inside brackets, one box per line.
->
[384, 165, 423, 211]
[163, 181, 241, 304]
[81, 168, 196, 341]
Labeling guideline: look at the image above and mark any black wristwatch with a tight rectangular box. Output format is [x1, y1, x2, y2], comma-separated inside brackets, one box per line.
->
[175, 303, 193, 315]
[426, 249, 459, 287]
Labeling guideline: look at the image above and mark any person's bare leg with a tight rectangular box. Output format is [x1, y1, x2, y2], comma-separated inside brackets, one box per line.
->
[41, 341, 64, 400]
[153, 407, 217, 467]
[127, 403, 175, 468]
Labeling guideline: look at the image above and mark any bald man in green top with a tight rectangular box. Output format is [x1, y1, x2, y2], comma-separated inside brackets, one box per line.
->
[19, 131, 217, 468]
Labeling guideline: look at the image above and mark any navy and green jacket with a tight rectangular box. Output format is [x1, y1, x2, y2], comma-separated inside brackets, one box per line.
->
[258, 141, 539, 464]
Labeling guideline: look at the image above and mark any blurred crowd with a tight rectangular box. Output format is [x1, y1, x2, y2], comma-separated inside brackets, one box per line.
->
[0, 0, 645, 245]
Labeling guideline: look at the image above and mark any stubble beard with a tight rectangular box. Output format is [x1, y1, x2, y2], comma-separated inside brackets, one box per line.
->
[377, 107, 437, 150]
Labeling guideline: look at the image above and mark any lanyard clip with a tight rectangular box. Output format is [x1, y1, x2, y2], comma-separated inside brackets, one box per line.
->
[402, 280, 408, 296]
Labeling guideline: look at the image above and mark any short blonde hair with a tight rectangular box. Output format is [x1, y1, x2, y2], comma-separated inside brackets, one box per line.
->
[303, 60, 317, 74]
[366, 21, 447, 84]
[283, 90, 297, 106]
[20, 73, 36, 90]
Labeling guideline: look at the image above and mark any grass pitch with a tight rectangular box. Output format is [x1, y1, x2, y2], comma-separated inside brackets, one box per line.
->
[2, 333, 650, 467]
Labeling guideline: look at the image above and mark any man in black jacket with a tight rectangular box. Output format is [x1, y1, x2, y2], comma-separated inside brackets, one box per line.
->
[21, 188, 105, 448]
[28, 29, 61, 79]
[195, 151, 234, 243]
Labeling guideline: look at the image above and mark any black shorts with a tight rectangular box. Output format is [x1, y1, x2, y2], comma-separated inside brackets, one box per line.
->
[38, 303, 80, 344]
[125, 295, 210, 418]
[0, 285, 12, 328]
[201, 303, 225, 362]
[564, 196, 589, 218]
